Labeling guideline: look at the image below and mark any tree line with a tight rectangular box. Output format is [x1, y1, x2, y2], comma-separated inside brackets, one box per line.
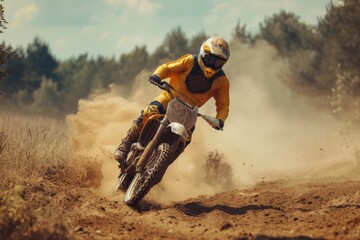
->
[0, 26, 208, 115]
[0, 0, 359, 118]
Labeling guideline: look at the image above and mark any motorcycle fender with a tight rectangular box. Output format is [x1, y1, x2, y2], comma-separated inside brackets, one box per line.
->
[167, 123, 188, 140]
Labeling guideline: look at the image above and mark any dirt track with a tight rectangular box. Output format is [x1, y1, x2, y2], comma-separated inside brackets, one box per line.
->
[24, 166, 360, 240]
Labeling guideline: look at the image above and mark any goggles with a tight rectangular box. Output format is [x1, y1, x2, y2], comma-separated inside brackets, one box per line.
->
[202, 52, 227, 70]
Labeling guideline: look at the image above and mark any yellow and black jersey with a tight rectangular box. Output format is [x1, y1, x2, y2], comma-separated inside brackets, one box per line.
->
[152, 54, 230, 122]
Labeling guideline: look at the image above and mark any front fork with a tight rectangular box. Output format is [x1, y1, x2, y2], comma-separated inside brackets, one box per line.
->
[135, 120, 168, 173]
[135, 120, 188, 173]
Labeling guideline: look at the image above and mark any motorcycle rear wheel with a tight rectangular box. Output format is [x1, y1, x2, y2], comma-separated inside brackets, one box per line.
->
[123, 143, 171, 207]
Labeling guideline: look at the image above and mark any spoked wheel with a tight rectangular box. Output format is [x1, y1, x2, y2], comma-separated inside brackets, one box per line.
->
[116, 172, 134, 191]
[123, 143, 171, 207]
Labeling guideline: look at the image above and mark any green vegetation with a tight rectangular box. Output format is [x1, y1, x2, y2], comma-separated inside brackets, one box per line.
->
[0, 2, 15, 89]
[1, 0, 359, 120]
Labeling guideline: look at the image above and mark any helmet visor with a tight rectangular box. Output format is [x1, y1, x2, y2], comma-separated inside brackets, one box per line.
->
[202, 52, 226, 70]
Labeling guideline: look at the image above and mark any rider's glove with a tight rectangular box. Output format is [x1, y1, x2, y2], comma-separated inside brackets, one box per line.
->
[148, 74, 162, 85]
[213, 119, 224, 131]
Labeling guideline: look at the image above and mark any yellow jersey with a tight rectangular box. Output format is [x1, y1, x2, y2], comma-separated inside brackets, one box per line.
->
[152, 54, 230, 122]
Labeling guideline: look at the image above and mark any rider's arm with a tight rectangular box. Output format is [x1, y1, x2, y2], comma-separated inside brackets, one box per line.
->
[213, 76, 230, 122]
[152, 54, 193, 80]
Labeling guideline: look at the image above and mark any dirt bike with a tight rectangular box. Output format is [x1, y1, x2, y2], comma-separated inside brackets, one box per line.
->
[116, 79, 223, 207]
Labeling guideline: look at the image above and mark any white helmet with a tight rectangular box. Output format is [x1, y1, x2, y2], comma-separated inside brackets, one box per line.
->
[198, 36, 230, 78]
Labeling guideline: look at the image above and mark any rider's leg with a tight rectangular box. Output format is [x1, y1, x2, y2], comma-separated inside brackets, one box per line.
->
[114, 100, 167, 169]
[114, 121, 142, 169]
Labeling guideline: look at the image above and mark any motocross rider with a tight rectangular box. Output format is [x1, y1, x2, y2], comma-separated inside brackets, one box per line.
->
[114, 36, 230, 170]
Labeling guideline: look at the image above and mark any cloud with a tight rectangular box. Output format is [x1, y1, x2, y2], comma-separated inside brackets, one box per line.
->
[205, 2, 235, 21]
[252, 0, 299, 9]
[11, 3, 38, 29]
[251, 0, 325, 24]
[203, 1, 244, 37]
[99, 31, 110, 41]
[106, 0, 162, 14]
[116, 35, 143, 51]
[54, 37, 71, 48]
[204, 0, 326, 36]
[81, 25, 94, 35]
[137, 0, 162, 14]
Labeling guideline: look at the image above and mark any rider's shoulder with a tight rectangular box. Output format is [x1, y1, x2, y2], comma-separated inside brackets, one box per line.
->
[177, 54, 193, 62]
[173, 54, 193, 64]
[178, 54, 195, 68]
[166, 54, 193, 69]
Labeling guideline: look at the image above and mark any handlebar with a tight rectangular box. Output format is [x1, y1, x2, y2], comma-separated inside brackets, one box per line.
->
[197, 113, 223, 131]
[148, 78, 172, 91]
[148, 78, 223, 131]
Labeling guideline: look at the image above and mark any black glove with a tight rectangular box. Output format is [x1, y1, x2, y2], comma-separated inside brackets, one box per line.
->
[148, 74, 162, 85]
[214, 119, 224, 131]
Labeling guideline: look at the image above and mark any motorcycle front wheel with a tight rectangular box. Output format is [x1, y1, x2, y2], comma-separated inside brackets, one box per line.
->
[116, 172, 134, 191]
[123, 142, 171, 207]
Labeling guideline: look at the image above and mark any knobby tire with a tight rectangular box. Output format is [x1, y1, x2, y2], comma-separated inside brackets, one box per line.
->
[116, 172, 134, 191]
[123, 143, 171, 207]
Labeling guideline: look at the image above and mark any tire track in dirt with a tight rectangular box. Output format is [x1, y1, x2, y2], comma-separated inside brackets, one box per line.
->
[40, 176, 360, 240]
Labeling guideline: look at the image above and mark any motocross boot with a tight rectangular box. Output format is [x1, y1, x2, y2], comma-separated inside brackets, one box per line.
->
[114, 122, 142, 170]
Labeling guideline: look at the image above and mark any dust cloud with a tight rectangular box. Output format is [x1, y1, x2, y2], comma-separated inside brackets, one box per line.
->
[66, 70, 166, 197]
[67, 39, 360, 204]
[208, 39, 360, 185]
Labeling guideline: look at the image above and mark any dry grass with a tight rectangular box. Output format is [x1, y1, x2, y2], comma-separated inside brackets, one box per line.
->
[0, 112, 102, 239]
[0, 129, 7, 155]
[0, 113, 69, 188]
[0, 186, 67, 240]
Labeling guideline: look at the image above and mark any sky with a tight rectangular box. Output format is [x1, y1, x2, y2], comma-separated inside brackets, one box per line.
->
[2, 0, 332, 60]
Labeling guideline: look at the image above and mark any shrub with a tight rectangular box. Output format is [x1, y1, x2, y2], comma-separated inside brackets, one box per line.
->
[204, 151, 233, 189]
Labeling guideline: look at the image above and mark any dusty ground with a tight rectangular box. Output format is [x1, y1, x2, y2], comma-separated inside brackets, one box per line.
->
[20, 167, 360, 240]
